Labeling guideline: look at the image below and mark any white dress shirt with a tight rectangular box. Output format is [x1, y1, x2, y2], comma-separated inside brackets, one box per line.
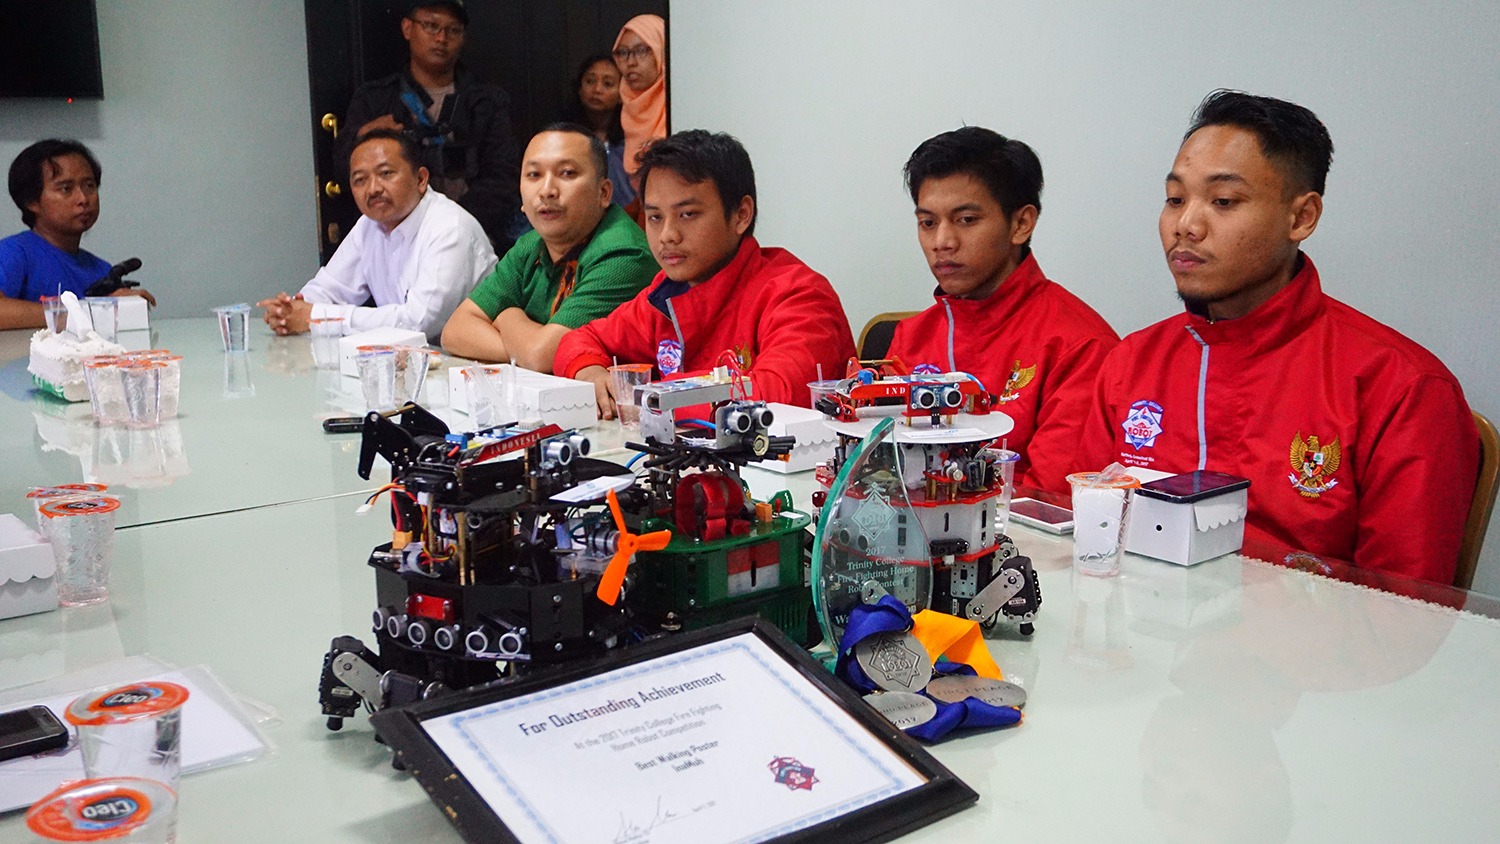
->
[299, 188, 497, 342]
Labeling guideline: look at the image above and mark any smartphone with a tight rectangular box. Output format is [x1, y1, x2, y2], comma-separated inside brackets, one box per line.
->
[1138, 470, 1250, 504]
[0, 705, 69, 762]
[322, 416, 364, 434]
[1009, 497, 1074, 534]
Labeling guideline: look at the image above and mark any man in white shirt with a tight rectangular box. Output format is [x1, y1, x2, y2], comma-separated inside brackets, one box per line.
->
[259, 129, 496, 342]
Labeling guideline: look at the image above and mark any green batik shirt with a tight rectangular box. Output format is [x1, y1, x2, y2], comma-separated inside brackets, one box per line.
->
[467, 204, 658, 328]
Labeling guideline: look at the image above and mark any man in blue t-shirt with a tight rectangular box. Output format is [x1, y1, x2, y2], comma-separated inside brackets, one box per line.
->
[1, 139, 155, 330]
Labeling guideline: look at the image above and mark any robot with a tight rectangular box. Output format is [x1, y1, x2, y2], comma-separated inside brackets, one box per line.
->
[813, 361, 1042, 635]
[319, 370, 818, 733]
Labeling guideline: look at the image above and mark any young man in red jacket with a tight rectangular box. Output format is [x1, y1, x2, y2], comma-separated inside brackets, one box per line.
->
[553, 129, 856, 416]
[889, 127, 1118, 492]
[1077, 90, 1479, 584]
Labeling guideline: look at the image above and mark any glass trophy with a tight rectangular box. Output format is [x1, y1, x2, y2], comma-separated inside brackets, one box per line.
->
[812, 417, 932, 646]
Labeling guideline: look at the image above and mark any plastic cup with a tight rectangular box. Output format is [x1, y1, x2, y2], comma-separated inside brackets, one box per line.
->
[983, 448, 1021, 535]
[356, 345, 396, 412]
[393, 346, 437, 405]
[464, 365, 507, 428]
[151, 355, 182, 419]
[26, 484, 109, 532]
[807, 380, 839, 414]
[65, 681, 190, 794]
[40, 496, 120, 606]
[120, 361, 164, 430]
[83, 358, 129, 427]
[84, 297, 119, 342]
[42, 296, 67, 334]
[212, 303, 251, 352]
[1066, 471, 1141, 577]
[608, 363, 652, 430]
[309, 317, 345, 370]
[27, 777, 178, 843]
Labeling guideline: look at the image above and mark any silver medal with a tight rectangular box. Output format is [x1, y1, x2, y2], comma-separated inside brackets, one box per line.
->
[854, 630, 932, 693]
[925, 675, 1027, 709]
[863, 691, 937, 730]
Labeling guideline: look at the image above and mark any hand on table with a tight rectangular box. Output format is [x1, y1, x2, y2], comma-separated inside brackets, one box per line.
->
[256, 292, 313, 335]
[577, 365, 617, 420]
[110, 287, 157, 307]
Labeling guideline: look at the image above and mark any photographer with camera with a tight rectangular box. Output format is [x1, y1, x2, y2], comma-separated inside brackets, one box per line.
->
[340, 0, 520, 252]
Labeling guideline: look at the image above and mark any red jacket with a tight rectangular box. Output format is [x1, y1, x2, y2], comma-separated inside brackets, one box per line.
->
[1077, 255, 1479, 584]
[889, 253, 1118, 492]
[554, 236, 856, 406]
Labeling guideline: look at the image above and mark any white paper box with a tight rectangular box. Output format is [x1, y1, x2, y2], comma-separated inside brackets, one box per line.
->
[115, 295, 149, 331]
[338, 327, 428, 377]
[447, 365, 597, 430]
[0, 514, 58, 620]
[1125, 486, 1248, 566]
[757, 403, 837, 474]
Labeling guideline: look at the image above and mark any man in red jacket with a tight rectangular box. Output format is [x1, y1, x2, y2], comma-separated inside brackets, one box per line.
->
[554, 129, 856, 416]
[1078, 90, 1479, 584]
[889, 127, 1118, 492]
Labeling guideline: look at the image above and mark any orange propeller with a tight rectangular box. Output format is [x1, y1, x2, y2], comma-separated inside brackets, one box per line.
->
[595, 488, 672, 606]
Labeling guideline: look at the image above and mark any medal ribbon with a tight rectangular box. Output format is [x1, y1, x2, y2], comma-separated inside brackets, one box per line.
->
[836, 596, 1022, 741]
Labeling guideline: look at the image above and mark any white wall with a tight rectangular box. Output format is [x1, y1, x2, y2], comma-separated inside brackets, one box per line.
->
[671, 1, 1500, 594]
[0, 0, 319, 317]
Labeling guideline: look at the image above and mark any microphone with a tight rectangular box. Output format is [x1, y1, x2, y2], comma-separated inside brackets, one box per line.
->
[86, 258, 143, 296]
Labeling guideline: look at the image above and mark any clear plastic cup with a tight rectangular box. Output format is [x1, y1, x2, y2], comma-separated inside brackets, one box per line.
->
[27, 777, 178, 843]
[212, 303, 251, 352]
[65, 681, 190, 793]
[983, 448, 1021, 535]
[393, 346, 437, 405]
[463, 365, 505, 427]
[152, 355, 182, 420]
[309, 317, 345, 370]
[807, 379, 839, 414]
[84, 297, 120, 342]
[120, 361, 164, 430]
[26, 483, 109, 531]
[40, 495, 120, 606]
[221, 352, 255, 399]
[83, 358, 129, 427]
[608, 363, 652, 430]
[356, 345, 397, 412]
[42, 295, 67, 334]
[1066, 471, 1141, 577]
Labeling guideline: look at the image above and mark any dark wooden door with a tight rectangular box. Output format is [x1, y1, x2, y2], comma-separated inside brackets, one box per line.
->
[303, 1, 668, 265]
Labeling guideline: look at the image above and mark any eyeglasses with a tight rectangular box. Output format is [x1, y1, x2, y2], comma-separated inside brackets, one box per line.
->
[612, 45, 652, 63]
[410, 18, 465, 38]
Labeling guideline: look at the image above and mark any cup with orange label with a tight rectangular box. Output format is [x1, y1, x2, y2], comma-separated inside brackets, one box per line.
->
[65, 681, 190, 792]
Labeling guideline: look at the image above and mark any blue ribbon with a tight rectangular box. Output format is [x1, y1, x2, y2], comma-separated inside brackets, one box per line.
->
[836, 598, 1022, 742]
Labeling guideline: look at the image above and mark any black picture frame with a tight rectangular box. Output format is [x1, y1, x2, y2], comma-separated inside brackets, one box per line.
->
[371, 617, 977, 843]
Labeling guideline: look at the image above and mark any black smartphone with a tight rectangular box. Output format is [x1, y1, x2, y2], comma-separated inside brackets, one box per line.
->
[322, 416, 364, 434]
[0, 705, 69, 762]
[1138, 470, 1250, 504]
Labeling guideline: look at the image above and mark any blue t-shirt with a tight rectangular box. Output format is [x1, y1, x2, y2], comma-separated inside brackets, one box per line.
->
[0, 230, 111, 301]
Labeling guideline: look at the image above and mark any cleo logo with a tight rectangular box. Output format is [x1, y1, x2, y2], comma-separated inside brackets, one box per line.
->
[1122, 400, 1164, 450]
[1288, 433, 1341, 498]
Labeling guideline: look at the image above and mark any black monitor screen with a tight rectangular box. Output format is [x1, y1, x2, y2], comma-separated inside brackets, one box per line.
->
[0, 0, 104, 99]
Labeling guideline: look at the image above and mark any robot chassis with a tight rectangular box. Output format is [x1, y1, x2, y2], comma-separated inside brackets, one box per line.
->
[319, 380, 815, 731]
[814, 363, 1042, 634]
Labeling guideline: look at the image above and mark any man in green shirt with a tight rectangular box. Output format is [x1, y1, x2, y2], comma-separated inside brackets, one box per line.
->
[441, 123, 657, 370]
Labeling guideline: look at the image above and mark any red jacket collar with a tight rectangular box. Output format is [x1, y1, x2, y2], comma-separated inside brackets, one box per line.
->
[1183, 252, 1325, 350]
[931, 252, 1048, 325]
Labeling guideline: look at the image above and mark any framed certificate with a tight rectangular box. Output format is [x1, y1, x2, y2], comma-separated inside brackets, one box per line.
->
[371, 617, 977, 843]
